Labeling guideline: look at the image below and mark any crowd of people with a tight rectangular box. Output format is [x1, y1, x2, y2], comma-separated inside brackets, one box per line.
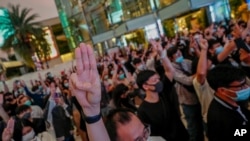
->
[0, 17, 250, 141]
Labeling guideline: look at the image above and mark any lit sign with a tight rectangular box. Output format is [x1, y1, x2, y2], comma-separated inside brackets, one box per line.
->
[43, 27, 58, 58]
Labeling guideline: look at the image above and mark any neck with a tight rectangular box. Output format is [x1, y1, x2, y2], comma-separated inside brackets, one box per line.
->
[215, 93, 238, 107]
[144, 91, 159, 103]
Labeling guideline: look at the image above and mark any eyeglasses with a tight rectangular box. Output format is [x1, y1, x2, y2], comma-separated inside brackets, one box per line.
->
[134, 124, 151, 141]
[226, 80, 249, 90]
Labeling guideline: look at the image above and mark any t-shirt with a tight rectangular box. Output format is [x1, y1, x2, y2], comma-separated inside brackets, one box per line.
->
[137, 75, 189, 141]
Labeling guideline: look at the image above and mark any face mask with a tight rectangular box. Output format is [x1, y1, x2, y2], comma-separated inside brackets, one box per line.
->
[215, 46, 223, 54]
[104, 75, 109, 80]
[22, 129, 35, 141]
[148, 81, 164, 93]
[18, 88, 24, 94]
[64, 83, 69, 88]
[119, 74, 125, 80]
[24, 100, 32, 106]
[224, 87, 250, 101]
[175, 56, 184, 63]
[111, 71, 114, 75]
[38, 85, 43, 90]
[22, 112, 31, 119]
[137, 64, 145, 71]
[48, 73, 53, 78]
[235, 87, 250, 101]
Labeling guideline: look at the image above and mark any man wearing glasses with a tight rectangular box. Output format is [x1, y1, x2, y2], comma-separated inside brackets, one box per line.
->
[207, 65, 250, 141]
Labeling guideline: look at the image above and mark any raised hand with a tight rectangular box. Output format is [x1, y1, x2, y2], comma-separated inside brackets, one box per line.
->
[198, 38, 208, 50]
[2, 118, 14, 141]
[70, 43, 101, 116]
[0, 94, 3, 106]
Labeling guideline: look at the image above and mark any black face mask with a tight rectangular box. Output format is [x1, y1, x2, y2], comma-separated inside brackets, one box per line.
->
[22, 112, 31, 119]
[147, 81, 164, 93]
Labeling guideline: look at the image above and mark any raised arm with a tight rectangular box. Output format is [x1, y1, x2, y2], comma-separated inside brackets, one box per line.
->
[0, 94, 9, 123]
[1, 73, 9, 93]
[70, 43, 110, 141]
[197, 38, 209, 84]
[38, 73, 47, 91]
[153, 40, 175, 81]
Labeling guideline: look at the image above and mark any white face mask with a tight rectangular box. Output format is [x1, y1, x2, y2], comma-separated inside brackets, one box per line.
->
[137, 64, 145, 71]
[22, 129, 35, 141]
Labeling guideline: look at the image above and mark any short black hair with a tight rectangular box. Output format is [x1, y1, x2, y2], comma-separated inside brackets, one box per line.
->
[16, 105, 31, 115]
[112, 84, 129, 108]
[207, 65, 246, 91]
[136, 70, 156, 90]
[105, 108, 135, 141]
[132, 58, 142, 66]
[167, 46, 179, 58]
[208, 39, 220, 50]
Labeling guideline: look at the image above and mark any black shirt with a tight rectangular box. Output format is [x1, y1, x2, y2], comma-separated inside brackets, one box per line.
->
[137, 75, 189, 141]
[207, 96, 250, 141]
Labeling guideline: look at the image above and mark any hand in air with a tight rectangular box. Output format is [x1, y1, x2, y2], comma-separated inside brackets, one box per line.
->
[70, 43, 101, 116]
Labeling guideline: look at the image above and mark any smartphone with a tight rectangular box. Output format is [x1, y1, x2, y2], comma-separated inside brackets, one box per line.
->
[194, 34, 201, 44]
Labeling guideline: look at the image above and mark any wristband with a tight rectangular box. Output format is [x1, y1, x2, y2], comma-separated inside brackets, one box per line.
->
[84, 112, 102, 124]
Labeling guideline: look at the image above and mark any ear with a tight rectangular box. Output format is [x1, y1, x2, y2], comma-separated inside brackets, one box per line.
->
[142, 84, 148, 91]
[169, 56, 174, 62]
[217, 87, 224, 94]
[208, 48, 214, 55]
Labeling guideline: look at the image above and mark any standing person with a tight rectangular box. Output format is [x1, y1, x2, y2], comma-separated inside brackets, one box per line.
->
[167, 46, 204, 141]
[207, 65, 250, 141]
[136, 43, 189, 141]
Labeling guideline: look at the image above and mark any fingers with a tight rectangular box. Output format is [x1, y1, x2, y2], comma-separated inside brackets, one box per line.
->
[7, 118, 14, 134]
[0, 94, 3, 105]
[80, 43, 90, 70]
[87, 44, 97, 71]
[75, 47, 84, 75]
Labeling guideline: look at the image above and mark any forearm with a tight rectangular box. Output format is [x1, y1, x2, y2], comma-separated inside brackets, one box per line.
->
[0, 106, 9, 123]
[196, 49, 207, 84]
[217, 41, 236, 62]
[2, 81, 9, 93]
[82, 106, 110, 141]
[86, 119, 110, 141]
[161, 53, 175, 81]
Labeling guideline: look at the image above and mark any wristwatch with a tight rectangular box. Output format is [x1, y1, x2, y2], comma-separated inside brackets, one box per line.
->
[84, 112, 102, 124]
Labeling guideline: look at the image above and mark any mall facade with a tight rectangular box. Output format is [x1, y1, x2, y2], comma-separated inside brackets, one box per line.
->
[53, 0, 242, 56]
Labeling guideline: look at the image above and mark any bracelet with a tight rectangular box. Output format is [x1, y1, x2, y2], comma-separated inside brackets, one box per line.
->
[84, 112, 102, 124]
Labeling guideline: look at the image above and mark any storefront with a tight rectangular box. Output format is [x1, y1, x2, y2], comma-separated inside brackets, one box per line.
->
[162, 8, 208, 37]
[209, 0, 231, 23]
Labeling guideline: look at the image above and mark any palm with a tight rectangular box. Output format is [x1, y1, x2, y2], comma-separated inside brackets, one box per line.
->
[3, 5, 50, 68]
[70, 43, 101, 114]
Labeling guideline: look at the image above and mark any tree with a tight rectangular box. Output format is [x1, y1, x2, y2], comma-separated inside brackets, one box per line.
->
[3, 4, 50, 69]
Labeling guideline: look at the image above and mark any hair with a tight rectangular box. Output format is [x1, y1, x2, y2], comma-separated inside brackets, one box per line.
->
[112, 84, 129, 108]
[16, 105, 31, 115]
[167, 46, 179, 58]
[105, 108, 135, 141]
[208, 39, 220, 50]
[3, 92, 15, 100]
[207, 65, 246, 91]
[136, 70, 156, 90]
[132, 58, 142, 66]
